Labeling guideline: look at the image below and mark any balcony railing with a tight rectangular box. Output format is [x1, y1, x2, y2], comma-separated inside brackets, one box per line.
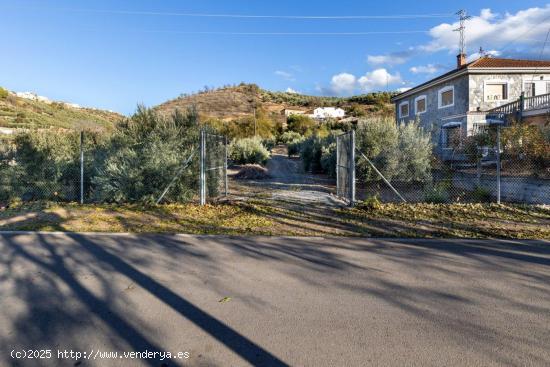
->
[524, 92, 550, 110]
[487, 99, 521, 115]
[486, 92, 550, 121]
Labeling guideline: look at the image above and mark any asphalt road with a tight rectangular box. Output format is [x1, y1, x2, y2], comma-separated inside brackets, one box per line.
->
[0, 233, 549, 366]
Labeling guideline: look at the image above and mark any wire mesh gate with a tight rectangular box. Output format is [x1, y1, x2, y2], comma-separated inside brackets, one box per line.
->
[200, 129, 228, 205]
[336, 130, 356, 205]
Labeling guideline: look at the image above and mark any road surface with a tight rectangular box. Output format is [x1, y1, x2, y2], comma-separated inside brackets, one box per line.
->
[1, 233, 549, 366]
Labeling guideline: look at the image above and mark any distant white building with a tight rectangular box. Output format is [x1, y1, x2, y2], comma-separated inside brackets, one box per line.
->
[282, 108, 308, 117]
[311, 107, 345, 119]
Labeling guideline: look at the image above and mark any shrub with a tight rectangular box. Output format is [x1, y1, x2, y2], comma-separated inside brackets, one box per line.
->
[358, 195, 382, 210]
[501, 122, 550, 174]
[471, 186, 492, 202]
[92, 106, 200, 203]
[300, 133, 336, 173]
[229, 137, 270, 165]
[287, 114, 316, 135]
[279, 131, 303, 144]
[355, 118, 399, 182]
[287, 140, 302, 157]
[396, 122, 432, 182]
[1, 130, 94, 201]
[424, 183, 450, 203]
[262, 137, 276, 152]
[355, 118, 432, 183]
[320, 142, 337, 177]
[0, 87, 8, 99]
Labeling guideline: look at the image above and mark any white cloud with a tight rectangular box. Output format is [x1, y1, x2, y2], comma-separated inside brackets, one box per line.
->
[330, 73, 357, 94]
[367, 54, 407, 65]
[421, 6, 550, 54]
[275, 70, 295, 81]
[358, 68, 402, 92]
[396, 87, 412, 93]
[326, 69, 403, 95]
[285, 87, 299, 94]
[409, 64, 442, 74]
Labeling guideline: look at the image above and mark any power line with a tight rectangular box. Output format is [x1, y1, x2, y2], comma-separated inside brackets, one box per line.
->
[12, 7, 455, 20]
[529, 27, 550, 85]
[119, 30, 429, 36]
[499, 14, 550, 54]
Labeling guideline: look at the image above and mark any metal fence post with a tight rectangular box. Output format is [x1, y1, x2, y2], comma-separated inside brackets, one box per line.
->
[336, 137, 340, 198]
[224, 136, 228, 196]
[496, 125, 501, 204]
[200, 129, 206, 205]
[80, 131, 84, 204]
[349, 129, 356, 206]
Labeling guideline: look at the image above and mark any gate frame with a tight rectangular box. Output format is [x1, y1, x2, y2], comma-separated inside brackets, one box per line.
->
[336, 130, 356, 206]
[199, 128, 228, 206]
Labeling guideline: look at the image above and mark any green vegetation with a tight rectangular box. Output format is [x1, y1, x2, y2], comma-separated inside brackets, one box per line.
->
[279, 131, 303, 144]
[0, 87, 8, 99]
[206, 107, 278, 140]
[92, 107, 200, 203]
[0, 92, 121, 130]
[156, 83, 395, 139]
[229, 137, 270, 165]
[260, 89, 396, 108]
[0, 107, 205, 204]
[501, 122, 550, 176]
[290, 117, 431, 181]
[298, 132, 338, 173]
[286, 114, 317, 135]
[356, 118, 432, 183]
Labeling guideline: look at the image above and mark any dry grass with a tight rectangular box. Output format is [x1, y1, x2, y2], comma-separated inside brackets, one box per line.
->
[0, 200, 548, 239]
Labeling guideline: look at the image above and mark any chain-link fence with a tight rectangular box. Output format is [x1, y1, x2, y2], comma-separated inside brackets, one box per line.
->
[200, 129, 228, 204]
[0, 131, 85, 203]
[355, 123, 549, 204]
[0, 125, 228, 206]
[336, 131, 355, 205]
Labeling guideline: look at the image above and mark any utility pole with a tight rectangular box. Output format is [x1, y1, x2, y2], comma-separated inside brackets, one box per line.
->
[454, 10, 471, 56]
[253, 107, 257, 137]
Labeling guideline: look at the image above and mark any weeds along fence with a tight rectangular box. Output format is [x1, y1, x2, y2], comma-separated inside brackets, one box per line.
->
[355, 123, 549, 205]
[0, 122, 228, 205]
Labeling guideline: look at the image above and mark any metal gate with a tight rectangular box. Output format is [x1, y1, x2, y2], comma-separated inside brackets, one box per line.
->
[200, 129, 228, 205]
[336, 130, 355, 205]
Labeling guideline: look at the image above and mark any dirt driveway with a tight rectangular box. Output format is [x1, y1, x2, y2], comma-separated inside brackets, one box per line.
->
[231, 145, 345, 207]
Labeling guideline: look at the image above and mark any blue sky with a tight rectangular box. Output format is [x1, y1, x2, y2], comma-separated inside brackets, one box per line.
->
[1, 0, 549, 114]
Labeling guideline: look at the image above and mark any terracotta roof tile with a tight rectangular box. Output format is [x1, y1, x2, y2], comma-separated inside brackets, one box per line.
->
[469, 57, 550, 68]
[391, 57, 550, 101]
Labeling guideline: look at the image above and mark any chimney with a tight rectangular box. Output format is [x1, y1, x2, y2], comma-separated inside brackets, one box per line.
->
[457, 53, 466, 68]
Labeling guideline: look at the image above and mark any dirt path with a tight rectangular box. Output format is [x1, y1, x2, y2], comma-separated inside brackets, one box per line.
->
[232, 145, 345, 207]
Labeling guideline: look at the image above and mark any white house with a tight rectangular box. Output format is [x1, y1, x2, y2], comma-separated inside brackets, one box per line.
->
[311, 107, 345, 119]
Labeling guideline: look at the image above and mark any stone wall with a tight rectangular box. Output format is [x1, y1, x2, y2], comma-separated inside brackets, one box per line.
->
[448, 171, 549, 204]
[394, 74, 469, 144]
[469, 73, 550, 111]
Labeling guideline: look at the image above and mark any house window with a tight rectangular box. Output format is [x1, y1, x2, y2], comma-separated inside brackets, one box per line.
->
[484, 83, 508, 101]
[438, 86, 454, 108]
[399, 101, 409, 118]
[524, 82, 536, 97]
[415, 96, 427, 115]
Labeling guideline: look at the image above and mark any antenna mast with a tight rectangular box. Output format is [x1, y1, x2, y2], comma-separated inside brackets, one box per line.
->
[454, 9, 471, 55]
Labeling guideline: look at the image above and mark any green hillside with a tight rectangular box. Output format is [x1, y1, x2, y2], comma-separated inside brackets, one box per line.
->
[156, 83, 395, 120]
[0, 87, 122, 130]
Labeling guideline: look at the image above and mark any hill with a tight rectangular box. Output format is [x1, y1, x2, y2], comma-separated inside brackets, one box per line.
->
[155, 83, 395, 121]
[0, 87, 122, 131]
